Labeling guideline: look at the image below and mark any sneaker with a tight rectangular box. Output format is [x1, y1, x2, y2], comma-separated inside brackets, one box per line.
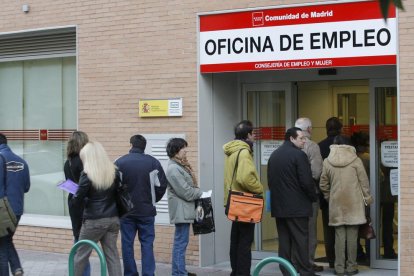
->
[14, 268, 24, 276]
[188, 272, 197, 276]
[313, 264, 324, 272]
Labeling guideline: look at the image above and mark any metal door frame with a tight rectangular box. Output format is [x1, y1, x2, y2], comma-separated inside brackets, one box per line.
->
[242, 82, 295, 259]
[369, 78, 398, 270]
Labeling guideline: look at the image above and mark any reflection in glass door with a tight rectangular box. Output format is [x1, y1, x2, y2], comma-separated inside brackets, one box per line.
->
[243, 83, 293, 258]
[372, 83, 398, 269]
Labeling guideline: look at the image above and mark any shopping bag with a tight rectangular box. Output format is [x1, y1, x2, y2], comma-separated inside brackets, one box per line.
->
[192, 197, 215, 235]
[225, 190, 264, 223]
[0, 197, 17, 237]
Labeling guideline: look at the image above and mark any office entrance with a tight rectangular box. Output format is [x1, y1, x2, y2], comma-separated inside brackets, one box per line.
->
[244, 78, 398, 270]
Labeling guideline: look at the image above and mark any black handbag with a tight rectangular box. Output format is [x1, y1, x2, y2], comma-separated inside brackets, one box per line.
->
[192, 197, 215, 235]
[0, 153, 18, 238]
[115, 171, 134, 218]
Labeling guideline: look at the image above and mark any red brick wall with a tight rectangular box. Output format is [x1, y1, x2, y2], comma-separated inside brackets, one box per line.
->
[396, 0, 414, 274]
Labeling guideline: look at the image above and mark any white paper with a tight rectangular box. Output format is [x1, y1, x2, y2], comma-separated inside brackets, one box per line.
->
[390, 169, 398, 196]
[149, 169, 160, 206]
[201, 190, 212, 198]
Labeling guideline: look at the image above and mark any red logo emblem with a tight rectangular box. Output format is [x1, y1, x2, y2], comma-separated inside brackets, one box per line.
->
[252, 12, 264, 26]
[39, 129, 48, 141]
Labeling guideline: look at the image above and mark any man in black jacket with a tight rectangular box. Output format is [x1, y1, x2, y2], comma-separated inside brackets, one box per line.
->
[268, 127, 317, 276]
[115, 135, 168, 276]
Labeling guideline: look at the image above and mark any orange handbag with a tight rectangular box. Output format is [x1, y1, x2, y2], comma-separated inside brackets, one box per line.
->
[225, 149, 264, 223]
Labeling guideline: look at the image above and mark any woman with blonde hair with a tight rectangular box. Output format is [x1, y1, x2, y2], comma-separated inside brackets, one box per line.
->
[64, 131, 90, 276]
[71, 141, 122, 276]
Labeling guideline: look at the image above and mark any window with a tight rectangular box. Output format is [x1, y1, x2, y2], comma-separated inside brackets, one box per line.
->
[0, 57, 76, 216]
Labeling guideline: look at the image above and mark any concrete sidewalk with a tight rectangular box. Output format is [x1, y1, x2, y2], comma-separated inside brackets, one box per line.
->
[17, 249, 397, 276]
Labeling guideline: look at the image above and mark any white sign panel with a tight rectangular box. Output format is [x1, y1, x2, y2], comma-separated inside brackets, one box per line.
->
[199, 1, 397, 73]
[261, 140, 283, 165]
[381, 141, 398, 167]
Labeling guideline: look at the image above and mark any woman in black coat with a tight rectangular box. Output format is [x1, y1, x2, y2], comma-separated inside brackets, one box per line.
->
[63, 131, 90, 276]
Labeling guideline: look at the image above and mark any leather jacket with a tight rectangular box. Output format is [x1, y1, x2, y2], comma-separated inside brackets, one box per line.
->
[71, 171, 120, 220]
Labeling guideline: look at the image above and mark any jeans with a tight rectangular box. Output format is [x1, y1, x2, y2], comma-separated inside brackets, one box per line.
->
[172, 223, 190, 276]
[74, 237, 91, 276]
[75, 217, 122, 276]
[121, 216, 155, 276]
[230, 221, 255, 276]
[0, 215, 22, 276]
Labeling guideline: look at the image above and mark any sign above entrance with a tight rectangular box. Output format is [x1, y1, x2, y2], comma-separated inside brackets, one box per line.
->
[199, 1, 397, 73]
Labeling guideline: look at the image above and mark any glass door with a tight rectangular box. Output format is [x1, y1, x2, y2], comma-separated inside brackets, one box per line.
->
[370, 79, 398, 269]
[242, 82, 294, 258]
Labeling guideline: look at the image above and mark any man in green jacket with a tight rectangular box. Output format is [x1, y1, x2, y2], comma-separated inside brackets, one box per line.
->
[223, 120, 263, 276]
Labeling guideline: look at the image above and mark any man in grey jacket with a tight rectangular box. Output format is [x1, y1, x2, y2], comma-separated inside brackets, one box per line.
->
[295, 118, 323, 272]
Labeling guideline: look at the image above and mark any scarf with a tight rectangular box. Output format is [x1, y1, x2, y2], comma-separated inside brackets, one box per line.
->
[172, 156, 198, 187]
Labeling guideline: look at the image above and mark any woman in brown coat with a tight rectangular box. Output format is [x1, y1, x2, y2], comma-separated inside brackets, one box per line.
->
[319, 135, 373, 276]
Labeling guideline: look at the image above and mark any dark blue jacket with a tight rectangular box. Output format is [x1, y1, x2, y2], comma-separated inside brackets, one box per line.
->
[115, 147, 167, 217]
[0, 144, 31, 216]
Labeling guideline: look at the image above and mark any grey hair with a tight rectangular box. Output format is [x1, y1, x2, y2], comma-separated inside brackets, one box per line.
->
[295, 117, 312, 131]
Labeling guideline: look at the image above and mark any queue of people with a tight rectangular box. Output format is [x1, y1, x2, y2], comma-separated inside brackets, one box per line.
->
[0, 115, 393, 276]
[225, 118, 375, 276]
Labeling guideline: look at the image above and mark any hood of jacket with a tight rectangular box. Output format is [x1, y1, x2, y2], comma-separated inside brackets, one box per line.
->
[327, 144, 357, 167]
[223, 139, 252, 156]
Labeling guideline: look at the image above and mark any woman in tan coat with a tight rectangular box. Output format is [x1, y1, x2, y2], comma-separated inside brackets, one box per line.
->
[320, 135, 373, 276]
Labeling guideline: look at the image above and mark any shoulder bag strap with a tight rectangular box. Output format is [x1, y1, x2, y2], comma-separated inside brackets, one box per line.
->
[357, 178, 368, 207]
[229, 149, 244, 190]
[0, 153, 7, 195]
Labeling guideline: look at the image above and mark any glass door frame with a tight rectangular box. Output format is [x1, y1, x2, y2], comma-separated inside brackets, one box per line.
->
[369, 78, 398, 270]
[242, 82, 295, 259]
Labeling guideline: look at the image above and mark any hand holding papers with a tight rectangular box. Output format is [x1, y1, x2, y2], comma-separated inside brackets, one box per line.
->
[201, 190, 212, 199]
[57, 179, 79, 194]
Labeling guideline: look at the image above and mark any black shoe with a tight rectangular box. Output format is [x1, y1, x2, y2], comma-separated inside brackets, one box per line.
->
[356, 254, 367, 262]
[313, 264, 324, 272]
[383, 252, 398, 259]
[188, 273, 197, 276]
[346, 269, 359, 275]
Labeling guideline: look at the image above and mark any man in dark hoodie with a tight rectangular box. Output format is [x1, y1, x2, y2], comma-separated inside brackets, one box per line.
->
[115, 135, 168, 276]
[0, 133, 30, 276]
[268, 127, 318, 276]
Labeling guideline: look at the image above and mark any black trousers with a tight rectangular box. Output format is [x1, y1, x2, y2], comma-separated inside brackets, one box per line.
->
[230, 221, 255, 276]
[321, 205, 336, 265]
[276, 217, 314, 276]
[381, 202, 396, 257]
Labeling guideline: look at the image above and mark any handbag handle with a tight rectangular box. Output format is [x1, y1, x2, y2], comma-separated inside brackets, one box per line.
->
[0, 153, 7, 196]
[357, 174, 368, 207]
[229, 149, 244, 190]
